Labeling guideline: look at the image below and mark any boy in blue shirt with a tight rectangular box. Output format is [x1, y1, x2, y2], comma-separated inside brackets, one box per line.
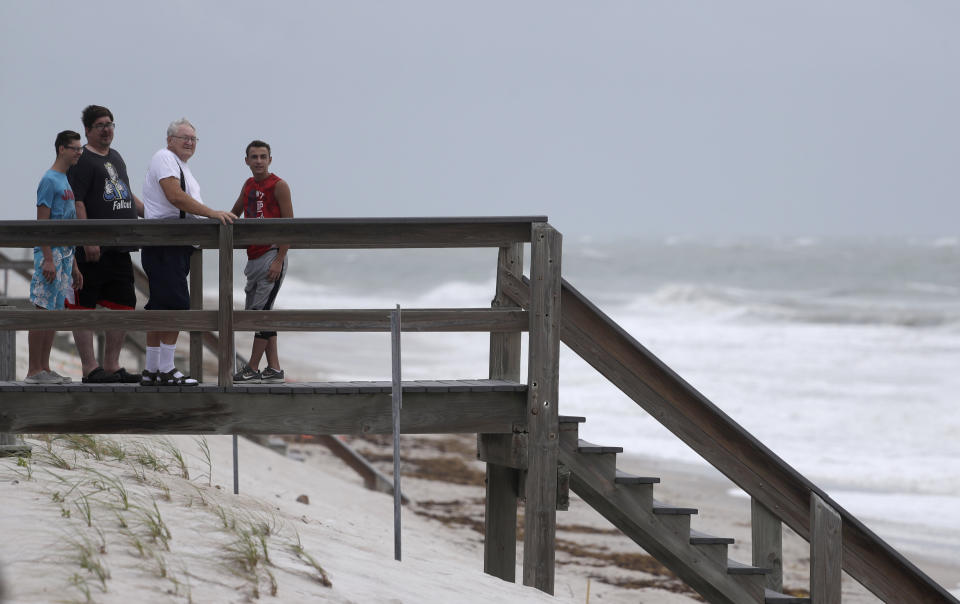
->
[26, 130, 84, 384]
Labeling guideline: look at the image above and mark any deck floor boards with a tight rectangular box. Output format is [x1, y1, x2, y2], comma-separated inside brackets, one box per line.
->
[0, 379, 528, 435]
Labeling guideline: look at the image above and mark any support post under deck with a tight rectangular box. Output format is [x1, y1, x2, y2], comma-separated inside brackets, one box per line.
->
[483, 243, 523, 582]
[218, 224, 234, 388]
[0, 306, 30, 457]
[522, 224, 561, 594]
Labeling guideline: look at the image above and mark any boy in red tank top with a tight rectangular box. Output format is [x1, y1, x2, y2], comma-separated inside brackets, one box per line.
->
[229, 140, 294, 383]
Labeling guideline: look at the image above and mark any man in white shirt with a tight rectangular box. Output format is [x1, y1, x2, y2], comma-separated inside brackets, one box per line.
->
[140, 118, 236, 386]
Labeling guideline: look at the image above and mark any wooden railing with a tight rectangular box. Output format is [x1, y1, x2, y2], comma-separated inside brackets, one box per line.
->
[0, 216, 563, 594]
[0, 217, 544, 381]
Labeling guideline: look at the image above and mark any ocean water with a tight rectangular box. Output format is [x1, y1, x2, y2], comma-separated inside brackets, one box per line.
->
[214, 236, 960, 563]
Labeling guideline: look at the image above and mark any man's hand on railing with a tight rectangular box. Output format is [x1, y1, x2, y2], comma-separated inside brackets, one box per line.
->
[208, 210, 238, 225]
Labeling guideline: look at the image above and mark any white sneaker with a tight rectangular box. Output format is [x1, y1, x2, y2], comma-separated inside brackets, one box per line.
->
[25, 371, 63, 385]
[48, 370, 72, 384]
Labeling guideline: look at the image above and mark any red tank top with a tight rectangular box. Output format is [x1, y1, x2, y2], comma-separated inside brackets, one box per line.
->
[240, 173, 283, 259]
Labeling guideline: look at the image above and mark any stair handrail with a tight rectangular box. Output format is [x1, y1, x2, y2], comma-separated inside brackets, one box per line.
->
[501, 271, 956, 603]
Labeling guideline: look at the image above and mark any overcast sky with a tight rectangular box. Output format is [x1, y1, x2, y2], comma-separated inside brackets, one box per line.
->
[2, 1, 957, 239]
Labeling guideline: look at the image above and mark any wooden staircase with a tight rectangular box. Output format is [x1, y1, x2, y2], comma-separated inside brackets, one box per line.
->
[489, 268, 957, 602]
[557, 415, 808, 603]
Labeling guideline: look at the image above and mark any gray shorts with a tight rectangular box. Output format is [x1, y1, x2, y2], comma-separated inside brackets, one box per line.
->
[244, 248, 287, 311]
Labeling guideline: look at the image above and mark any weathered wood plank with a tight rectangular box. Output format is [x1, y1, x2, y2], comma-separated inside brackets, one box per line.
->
[0, 259, 33, 271]
[0, 309, 14, 380]
[486, 249, 524, 586]
[0, 306, 27, 455]
[0, 310, 218, 331]
[752, 498, 783, 592]
[811, 493, 842, 604]
[478, 433, 528, 470]
[522, 223, 562, 594]
[484, 463, 520, 581]
[559, 442, 764, 604]
[0, 309, 528, 333]
[189, 249, 204, 381]
[218, 224, 234, 387]
[4, 380, 519, 394]
[0, 389, 527, 435]
[489, 244, 524, 382]
[232, 219, 539, 248]
[0, 217, 546, 249]
[233, 309, 528, 332]
[314, 435, 403, 500]
[501, 273, 955, 604]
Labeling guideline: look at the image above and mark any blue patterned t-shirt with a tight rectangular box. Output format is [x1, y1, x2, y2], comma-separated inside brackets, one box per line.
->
[35, 169, 76, 253]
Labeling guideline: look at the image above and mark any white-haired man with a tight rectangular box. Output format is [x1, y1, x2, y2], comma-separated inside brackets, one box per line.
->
[140, 118, 236, 386]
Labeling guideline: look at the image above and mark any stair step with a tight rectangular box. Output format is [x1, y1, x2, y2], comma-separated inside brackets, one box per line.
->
[689, 529, 734, 545]
[764, 588, 810, 603]
[727, 559, 769, 575]
[614, 469, 660, 485]
[558, 415, 586, 424]
[652, 499, 697, 515]
[577, 439, 623, 454]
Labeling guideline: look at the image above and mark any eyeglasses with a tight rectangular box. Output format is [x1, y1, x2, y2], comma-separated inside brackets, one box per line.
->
[91, 122, 115, 131]
[65, 145, 84, 152]
[170, 135, 199, 143]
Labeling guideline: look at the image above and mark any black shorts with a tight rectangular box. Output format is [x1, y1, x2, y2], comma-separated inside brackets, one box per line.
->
[70, 249, 137, 310]
[141, 246, 193, 311]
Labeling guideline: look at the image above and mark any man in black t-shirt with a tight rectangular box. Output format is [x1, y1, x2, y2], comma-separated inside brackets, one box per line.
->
[67, 105, 145, 383]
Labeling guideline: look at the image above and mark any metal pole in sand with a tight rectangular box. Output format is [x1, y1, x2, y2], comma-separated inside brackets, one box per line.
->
[233, 435, 239, 494]
[232, 335, 239, 495]
[391, 305, 402, 561]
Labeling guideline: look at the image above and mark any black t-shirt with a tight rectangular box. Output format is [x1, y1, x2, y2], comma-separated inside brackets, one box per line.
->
[67, 147, 138, 253]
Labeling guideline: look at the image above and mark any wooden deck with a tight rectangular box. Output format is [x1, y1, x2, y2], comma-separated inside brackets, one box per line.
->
[0, 379, 527, 435]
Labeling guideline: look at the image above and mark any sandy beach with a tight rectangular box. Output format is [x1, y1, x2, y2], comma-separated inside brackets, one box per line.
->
[6, 427, 958, 604]
[1, 317, 958, 602]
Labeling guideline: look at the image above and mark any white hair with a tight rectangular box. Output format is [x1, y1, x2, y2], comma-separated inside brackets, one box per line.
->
[166, 118, 197, 137]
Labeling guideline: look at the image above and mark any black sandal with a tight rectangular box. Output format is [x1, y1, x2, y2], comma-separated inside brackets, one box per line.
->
[156, 368, 199, 386]
[83, 367, 120, 384]
[113, 367, 141, 384]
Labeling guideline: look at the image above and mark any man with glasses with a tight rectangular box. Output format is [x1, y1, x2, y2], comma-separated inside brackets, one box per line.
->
[140, 118, 236, 386]
[67, 105, 145, 384]
[26, 131, 84, 384]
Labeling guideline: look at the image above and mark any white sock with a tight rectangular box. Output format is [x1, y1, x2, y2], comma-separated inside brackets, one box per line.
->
[145, 346, 160, 372]
[159, 343, 177, 373]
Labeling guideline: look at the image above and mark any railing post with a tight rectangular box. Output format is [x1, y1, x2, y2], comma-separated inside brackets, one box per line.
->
[190, 249, 204, 382]
[218, 224, 234, 388]
[483, 243, 524, 582]
[217, 223, 238, 496]
[522, 223, 561, 595]
[0, 306, 30, 457]
[811, 493, 842, 604]
[752, 497, 783, 592]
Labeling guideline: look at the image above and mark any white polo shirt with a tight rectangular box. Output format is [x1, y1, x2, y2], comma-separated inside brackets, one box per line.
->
[142, 148, 204, 219]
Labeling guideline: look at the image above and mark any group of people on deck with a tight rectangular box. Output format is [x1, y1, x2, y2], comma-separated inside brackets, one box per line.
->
[27, 105, 293, 387]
